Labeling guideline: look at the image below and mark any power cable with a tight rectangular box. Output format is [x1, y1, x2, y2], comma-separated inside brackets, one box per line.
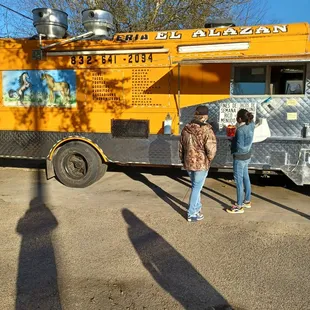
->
[0, 3, 32, 21]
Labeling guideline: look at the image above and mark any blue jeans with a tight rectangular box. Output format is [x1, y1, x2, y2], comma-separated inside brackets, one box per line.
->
[187, 170, 208, 217]
[233, 159, 251, 206]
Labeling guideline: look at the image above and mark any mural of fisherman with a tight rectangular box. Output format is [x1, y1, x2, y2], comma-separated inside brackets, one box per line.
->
[2, 70, 76, 108]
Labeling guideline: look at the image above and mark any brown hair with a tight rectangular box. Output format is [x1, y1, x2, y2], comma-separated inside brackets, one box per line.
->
[237, 109, 254, 125]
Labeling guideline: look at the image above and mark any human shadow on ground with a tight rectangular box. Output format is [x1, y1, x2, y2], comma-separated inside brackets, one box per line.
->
[211, 172, 310, 198]
[171, 175, 232, 210]
[172, 174, 310, 219]
[215, 177, 310, 220]
[122, 209, 233, 310]
[124, 169, 187, 219]
[15, 170, 62, 310]
[1, 158, 309, 198]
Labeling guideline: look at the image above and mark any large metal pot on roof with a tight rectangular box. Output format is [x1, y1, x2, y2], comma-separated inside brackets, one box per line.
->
[32, 8, 68, 39]
[205, 18, 235, 28]
[82, 9, 115, 37]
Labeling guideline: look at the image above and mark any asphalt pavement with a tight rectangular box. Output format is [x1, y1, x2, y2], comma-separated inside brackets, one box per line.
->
[0, 165, 309, 310]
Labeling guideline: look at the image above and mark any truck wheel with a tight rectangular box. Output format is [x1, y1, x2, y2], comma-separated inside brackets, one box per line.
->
[53, 141, 104, 188]
[96, 163, 108, 181]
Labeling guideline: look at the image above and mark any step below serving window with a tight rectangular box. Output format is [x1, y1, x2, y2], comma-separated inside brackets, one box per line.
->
[232, 64, 306, 96]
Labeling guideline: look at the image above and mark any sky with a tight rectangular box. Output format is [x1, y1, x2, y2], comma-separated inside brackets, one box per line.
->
[267, 0, 310, 24]
[1, 0, 310, 37]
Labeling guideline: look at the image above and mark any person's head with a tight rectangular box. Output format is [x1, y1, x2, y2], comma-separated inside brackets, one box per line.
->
[194, 106, 209, 122]
[236, 109, 254, 125]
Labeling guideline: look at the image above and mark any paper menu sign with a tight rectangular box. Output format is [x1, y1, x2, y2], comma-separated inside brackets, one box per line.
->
[219, 102, 256, 129]
[287, 112, 298, 120]
[286, 99, 298, 106]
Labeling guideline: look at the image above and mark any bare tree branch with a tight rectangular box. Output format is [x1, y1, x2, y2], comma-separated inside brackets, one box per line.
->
[0, 0, 271, 38]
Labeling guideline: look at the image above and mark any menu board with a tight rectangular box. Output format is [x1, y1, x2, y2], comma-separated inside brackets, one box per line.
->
[219, 101, 257, 129]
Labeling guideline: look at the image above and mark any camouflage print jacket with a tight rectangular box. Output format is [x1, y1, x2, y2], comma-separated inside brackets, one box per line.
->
[179, 120, 217, 171]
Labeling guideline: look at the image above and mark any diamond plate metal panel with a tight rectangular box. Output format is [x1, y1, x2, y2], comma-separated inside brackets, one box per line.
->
[281, 149, 310, 185]
[182, 96, 310, 138]
[211, 138, 309, 167]
[0, 131, 181, 165]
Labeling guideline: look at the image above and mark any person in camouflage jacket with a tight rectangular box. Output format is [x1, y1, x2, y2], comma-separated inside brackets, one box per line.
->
[179, 106, 217, 222]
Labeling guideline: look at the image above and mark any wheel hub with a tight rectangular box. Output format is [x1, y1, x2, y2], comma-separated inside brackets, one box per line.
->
[64, 153, 88, 179]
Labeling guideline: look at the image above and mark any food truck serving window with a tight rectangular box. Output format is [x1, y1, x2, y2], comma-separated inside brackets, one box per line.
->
[232, 64, 306, 96]
[233, 66, 266, 95]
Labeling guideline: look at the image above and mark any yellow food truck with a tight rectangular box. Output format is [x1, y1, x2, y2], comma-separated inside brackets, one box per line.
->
[0, 8, 309, 187]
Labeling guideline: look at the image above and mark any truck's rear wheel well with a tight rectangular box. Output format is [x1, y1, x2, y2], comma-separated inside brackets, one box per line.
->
[46, 137, 108, 181]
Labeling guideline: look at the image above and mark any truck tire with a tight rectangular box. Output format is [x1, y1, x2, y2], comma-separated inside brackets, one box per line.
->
[96, 162, 108, 181]
[53, 141, 104, 188]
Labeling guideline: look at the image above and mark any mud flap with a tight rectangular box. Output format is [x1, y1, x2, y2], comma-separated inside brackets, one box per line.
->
[46, 158, 55, 179]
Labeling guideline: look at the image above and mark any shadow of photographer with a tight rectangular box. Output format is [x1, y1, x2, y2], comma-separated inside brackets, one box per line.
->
[122, 209, 232, 310]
